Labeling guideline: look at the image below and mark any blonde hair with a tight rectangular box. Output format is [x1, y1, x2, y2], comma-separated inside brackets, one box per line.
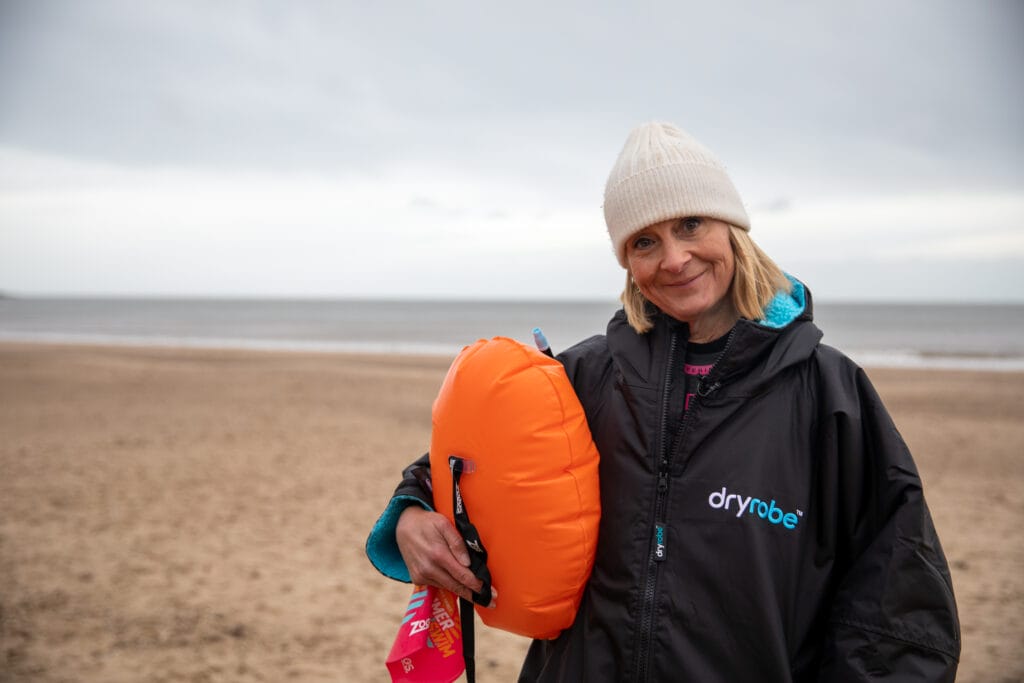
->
[621, 225, 791, 334]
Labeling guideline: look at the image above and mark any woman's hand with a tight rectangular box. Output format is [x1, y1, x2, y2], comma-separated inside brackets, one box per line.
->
[395, 505, 496, 606]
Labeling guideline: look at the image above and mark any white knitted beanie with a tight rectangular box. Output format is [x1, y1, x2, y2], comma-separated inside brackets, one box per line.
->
[603, 122, 750, 267]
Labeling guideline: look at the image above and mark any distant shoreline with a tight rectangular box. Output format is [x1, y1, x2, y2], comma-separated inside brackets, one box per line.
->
[4, 335, 1024, 373]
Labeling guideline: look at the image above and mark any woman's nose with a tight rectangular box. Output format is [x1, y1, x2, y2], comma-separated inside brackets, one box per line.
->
[661, 238, 691, 272]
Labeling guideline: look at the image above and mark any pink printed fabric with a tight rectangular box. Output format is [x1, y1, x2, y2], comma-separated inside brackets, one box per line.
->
[684, 363, 714, 377]
[386, 585, 464, 683]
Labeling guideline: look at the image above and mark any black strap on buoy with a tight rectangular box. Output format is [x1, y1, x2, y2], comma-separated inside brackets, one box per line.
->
[449, 455, 493, 683]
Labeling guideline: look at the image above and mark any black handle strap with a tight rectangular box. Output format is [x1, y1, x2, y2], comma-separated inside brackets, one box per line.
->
[449, 455, 493, 683]
[460, 596, 477, 683]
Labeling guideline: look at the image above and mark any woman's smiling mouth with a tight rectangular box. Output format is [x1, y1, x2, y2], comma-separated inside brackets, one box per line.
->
[666, 271, 706, 287]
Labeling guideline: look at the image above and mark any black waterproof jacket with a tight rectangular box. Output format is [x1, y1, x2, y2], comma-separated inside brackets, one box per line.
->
[368, 282, 960, 682]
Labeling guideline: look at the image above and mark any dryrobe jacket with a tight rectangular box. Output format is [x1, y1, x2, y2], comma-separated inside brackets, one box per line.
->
[366, 279, 961, 682]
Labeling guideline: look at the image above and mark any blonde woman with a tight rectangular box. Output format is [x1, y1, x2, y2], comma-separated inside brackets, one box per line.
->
[368, 122, 960, 682]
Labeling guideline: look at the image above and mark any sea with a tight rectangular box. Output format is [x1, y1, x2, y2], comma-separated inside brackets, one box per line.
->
[1, 297, 1023, 372]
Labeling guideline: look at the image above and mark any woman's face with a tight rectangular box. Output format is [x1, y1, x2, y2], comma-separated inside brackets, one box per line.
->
[625, 217, 737, 334]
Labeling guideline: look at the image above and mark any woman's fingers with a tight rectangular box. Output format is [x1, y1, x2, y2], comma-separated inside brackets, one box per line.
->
[422, 517, 482, 600]
[439, 516, 471, 568]
[395, 506, 484, 602]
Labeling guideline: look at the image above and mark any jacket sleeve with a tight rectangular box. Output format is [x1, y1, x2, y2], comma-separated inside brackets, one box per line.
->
[364, 452, 435, 582]
[814, 355, 960, 681]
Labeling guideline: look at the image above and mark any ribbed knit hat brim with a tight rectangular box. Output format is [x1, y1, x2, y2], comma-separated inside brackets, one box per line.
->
[603, 122, 750, 267]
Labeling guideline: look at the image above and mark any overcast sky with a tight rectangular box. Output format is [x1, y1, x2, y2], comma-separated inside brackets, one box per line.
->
[1, 1, 1022, 301]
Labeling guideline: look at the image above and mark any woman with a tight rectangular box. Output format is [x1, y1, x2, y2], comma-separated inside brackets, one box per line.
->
[367, 122, 960, 681]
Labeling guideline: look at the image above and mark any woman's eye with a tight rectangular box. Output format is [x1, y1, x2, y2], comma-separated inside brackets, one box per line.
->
[681, 217, 702, 232]
[633, 236, 654, 249]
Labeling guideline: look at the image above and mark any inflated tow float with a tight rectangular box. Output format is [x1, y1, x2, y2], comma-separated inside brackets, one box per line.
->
[429, 337, 601, 640]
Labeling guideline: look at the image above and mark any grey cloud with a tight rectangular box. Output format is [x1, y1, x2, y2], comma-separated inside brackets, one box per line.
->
[754, 198, 793, 213]
[406, 196, 467, 218]
[0, 0, 1020, 196]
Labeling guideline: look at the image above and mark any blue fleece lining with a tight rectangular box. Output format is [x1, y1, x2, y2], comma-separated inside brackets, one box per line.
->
[758, 274, 806, 329]
[365, 495, 433, 583]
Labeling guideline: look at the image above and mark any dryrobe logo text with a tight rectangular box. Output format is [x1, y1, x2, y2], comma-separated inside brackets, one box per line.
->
[708, 486, 803, 530]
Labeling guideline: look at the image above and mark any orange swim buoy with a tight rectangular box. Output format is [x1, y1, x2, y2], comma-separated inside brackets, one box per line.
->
[429, 337, 601, 640]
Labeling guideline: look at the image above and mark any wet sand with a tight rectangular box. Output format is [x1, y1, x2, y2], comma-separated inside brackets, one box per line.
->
[1, 343, 1022, 682]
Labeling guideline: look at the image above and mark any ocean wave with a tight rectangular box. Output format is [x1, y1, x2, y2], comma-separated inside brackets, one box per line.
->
[845, 349, 1024, 372]
[0, 332, 463, 358]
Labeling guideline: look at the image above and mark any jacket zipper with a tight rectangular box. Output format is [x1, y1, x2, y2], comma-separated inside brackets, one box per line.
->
[632, 331, 677, 683]
[633, 327, 734, 682]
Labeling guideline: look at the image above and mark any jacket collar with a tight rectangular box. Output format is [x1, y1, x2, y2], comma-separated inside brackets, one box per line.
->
[606, 276, 822, 388]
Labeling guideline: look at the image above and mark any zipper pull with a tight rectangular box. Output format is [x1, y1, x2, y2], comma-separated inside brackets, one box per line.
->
[653, 523, 667, 562]
[653, 472, 669, 561]
[697, 378, 722, 398]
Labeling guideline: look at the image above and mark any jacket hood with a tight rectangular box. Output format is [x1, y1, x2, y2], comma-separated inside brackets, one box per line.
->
[759, 274, 808, 329]
[734, 275, 823, 385]
[607, 275, 823, 390]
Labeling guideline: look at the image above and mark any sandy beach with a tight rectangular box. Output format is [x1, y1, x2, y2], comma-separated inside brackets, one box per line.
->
[1, 342, 1022, 682]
